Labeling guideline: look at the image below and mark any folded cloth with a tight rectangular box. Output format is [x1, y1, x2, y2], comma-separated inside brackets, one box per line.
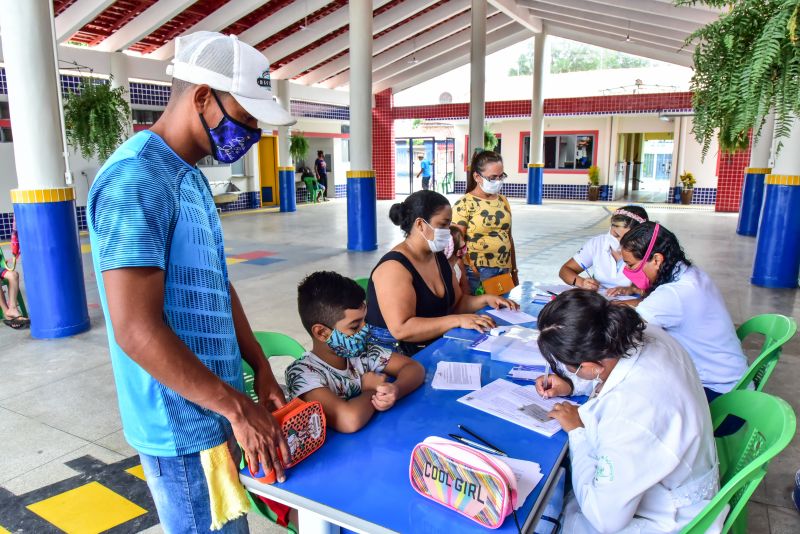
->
[200, 441, 251, 531]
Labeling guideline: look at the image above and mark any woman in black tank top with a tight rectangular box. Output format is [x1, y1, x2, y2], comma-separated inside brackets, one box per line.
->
[366, 191, 518, 356]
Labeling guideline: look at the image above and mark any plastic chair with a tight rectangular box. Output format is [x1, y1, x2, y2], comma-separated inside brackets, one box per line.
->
[302, 177, 322, 203]
[680, 390, 796, 534]
[0, 250, 27, 319]
[734, 314, 797, 391]
[354, 277, 369, 293]
[241, 331, 305, 532]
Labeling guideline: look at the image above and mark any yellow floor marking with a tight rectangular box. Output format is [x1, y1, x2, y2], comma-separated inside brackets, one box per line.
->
[125, 464, 146, 481]
[27, 481, 147, 534]
[81, 243, 92, 254]
[226, 257, 247, 265]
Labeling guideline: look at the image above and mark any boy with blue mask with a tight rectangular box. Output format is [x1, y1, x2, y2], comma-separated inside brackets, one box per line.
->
[286, 271, 425, 433]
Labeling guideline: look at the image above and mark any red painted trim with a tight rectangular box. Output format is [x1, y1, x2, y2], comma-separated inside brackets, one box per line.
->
[517, 130, 599, 174]
[0, 119, 10, 128]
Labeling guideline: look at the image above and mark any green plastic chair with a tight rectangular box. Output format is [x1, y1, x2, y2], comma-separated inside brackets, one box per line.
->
[240, 331, 305, 532]
[680, 390, 796, 534]
[302, 177, 322, 204]
[0, 250, 27, 319]
[354, 277, 369, 293]
[734, 314, 797, 391]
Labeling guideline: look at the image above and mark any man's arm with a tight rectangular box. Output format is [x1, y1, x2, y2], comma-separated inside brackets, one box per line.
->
[229, 283, 286, 410]
[103, 267, 290, 480]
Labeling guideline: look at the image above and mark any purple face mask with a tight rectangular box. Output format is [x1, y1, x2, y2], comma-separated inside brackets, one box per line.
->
[200, 90, 262, 164]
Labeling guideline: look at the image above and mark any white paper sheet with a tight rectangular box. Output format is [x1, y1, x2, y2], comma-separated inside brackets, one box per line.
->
[458, 379, 574, 437]
[598, 288, 639, 301]
[490, 455, 544, 510]
[431, 361, 482, 390]
[472, 334, 547, 366]
[533, 283, 574, 296]
[486, 308, 537, 325]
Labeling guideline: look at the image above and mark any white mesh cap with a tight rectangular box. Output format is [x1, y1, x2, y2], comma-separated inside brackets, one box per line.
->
[168, 31, 296, 126]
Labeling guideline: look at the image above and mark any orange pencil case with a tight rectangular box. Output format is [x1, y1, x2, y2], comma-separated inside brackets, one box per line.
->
[239, 398, 327, 484]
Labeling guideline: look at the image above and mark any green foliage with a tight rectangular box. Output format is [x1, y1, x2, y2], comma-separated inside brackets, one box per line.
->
[679, 0, 800, 157]
[411, 118, 423, 129]
[679, 171, 696, 189]
[289, 133, 309, 163]
[508, 39, 652, 76]
[484, 126, 498, 151]
[63, 77, 130, 161]
[587, 165, 601, 186]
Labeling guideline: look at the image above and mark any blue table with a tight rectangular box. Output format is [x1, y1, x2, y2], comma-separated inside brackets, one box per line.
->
[241, 296, 571, 533]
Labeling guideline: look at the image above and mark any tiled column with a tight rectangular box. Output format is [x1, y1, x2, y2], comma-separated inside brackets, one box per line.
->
[373, 88, 395, 200]
[714, 142, 751, 212]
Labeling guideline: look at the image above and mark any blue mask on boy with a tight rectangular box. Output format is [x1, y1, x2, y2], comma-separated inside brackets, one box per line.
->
[326, 324, 370, 359]
[199, 90, 262, 164]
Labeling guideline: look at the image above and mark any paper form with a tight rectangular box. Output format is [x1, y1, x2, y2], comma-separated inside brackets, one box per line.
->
[431, 361, 482, 390]
[486, 308, 537, 325]
[492, 455, 544, 510]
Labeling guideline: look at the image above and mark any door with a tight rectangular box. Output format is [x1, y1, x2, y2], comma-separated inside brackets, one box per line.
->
[395, 138, 411, 195]
[258, 135, 279, 207]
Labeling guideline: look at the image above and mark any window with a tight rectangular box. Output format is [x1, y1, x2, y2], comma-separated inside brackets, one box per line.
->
[0, 102, 9, 120]
[342, 139, 350, 162]
[521, 133, 596, 171]
[0, 127, 12, 143]
[132, 108, 163, 124]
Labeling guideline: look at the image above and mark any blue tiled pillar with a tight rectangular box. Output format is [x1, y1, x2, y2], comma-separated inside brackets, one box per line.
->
[278, 166, 296, 212]
[527, 164, 543, 204]
[752, 175, 800, 288]
[737, 167, 770, 236]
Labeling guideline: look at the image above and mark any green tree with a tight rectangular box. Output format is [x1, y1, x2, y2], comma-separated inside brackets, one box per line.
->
[508, 39, 652, 76]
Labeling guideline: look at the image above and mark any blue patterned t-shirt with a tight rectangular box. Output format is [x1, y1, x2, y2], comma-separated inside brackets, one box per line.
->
[88, 131, 244, 457]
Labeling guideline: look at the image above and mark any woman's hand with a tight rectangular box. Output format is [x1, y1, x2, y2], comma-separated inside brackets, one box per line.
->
[457, 314, 496, 332]
[535, 373, 573, 398]
[575, 277, 600, 291]
[482, 295, 519, 310]
[548, 402, 584, 432]
[606, 285, 637, 297]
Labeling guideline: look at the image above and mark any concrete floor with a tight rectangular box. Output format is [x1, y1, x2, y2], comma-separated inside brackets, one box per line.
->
[0, 198, 797, 533]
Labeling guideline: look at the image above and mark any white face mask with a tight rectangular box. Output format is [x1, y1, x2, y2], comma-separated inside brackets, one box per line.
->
[423, 220, 452, 253]
[479, 178, 504, 195]
[564, 363, 604, 399]
[607, 230, 622, 252]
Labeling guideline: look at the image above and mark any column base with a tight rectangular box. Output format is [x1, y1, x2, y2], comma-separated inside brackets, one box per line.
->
[278, 166, 296, 212]
[736, 168, 770, 236]
[527, 164, 544, 205]
[347, 171, 377, 252]
[751, 175, 800, 288]
[11, 187, 90, 339]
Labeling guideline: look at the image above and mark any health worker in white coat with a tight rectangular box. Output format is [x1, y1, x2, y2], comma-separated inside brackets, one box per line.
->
[559, 206, 649, 292]
[617, 222, 747, 400]
[535, 290, 723, 534]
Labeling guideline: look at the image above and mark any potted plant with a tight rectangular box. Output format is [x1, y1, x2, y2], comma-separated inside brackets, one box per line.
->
[63, 76, 131, 161]
[679, 171, 696, 204]
[289, 133, 309, 167]
[587, 165, 601, 201]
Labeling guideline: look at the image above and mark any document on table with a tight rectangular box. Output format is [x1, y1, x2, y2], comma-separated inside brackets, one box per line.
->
[491, 455, 544, 510]
[431, 361, 482, 390]
[458, 379, 575, 437]
[533, 283, 574, 296]
[472, 329, 547, 367]
[598, 288, 639, 302]
[486, 308, 537, 325]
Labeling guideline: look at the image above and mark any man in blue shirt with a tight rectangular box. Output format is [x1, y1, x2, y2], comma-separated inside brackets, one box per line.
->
[88, 32, 296, 532]
[416, 153, 432, 190]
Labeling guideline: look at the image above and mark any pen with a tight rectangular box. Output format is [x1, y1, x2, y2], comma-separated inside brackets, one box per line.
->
[545, 290, 558, 297]
[578, 261, 595, 280]
[542, 363, 551, 393]
[448, 434, 508, 457]
[457, 424, 507, 455]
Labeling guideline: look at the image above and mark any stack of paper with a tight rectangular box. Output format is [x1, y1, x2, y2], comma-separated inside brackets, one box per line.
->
[431, 361, 482, 390]
[507, 365, 546, 382]
[499, 456, 544, 510]
[471, 327, 546, 367]
[458, 379, 576, 437]
[486, 308, 537, 325]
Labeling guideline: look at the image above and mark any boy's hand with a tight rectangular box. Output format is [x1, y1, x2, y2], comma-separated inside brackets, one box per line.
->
[372, 382, 399, 411]
[361, 371, 386, 392]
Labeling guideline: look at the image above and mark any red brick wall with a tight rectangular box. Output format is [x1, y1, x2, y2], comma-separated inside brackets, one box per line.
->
[715, 142, 752, 212]
[373, 88, 395, 200]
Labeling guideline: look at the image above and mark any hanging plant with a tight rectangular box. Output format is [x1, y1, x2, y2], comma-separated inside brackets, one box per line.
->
[678, 0, 800, 157]
[289, 132, 310, 165]
[63, 76, 131, 161]
[484, 126, 498, 151]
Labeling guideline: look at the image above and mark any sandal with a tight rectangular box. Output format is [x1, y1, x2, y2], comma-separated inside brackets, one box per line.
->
[4, 317, 29, 329]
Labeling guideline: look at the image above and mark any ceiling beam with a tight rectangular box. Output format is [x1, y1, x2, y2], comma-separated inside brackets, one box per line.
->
[543, 17, 692, 56]
[147, 0, 281, 61]
[95, 0, 195, 52]
[235, 0, 331, 50]
[297, 0, 470, 86]
[370, 14, 513, 87]
[520, 0, 707, 34]
[378, 23, 530, 93]
[55, 0, 117, 43]
[530, 10, 691, 49]
[527, 4, 694, 43]
[544, 0, 720, 25]
[487, 0, 541, 33]
[263, 0, 394, 66]
[546, 23, 693, 67]
[272, 0, 435, 80]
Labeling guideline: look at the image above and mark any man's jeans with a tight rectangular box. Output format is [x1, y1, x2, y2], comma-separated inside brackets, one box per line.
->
[140, 450, 250, 534]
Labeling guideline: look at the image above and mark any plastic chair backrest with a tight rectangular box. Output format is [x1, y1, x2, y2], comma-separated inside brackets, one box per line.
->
[680, 390, 796, 534]
[242, 331, 305, 403]
[302, 177, 319, 203]
[734, 314, 797, 391]
[354, 277, 369, 293]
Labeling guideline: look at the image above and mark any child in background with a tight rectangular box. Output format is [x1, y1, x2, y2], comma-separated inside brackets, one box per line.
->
[445, 225, 471, 296]
[286, 271, 425, 433]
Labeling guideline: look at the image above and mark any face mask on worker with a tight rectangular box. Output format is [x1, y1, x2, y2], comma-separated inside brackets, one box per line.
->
[326, 324, 370, 359]
[623, 224, 660, 291]
[479, 177, 504, 195]
[423, 220, 452, 253]
[563, 363, 604, 399]
[199, 90, 262, 164]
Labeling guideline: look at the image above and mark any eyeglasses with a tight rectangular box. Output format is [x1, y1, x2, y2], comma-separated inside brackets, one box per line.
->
[477, 172, 507, 182]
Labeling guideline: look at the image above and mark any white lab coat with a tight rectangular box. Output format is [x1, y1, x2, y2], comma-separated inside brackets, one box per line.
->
[562, 325, 724, 534]
[572, 233, 631, 288]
